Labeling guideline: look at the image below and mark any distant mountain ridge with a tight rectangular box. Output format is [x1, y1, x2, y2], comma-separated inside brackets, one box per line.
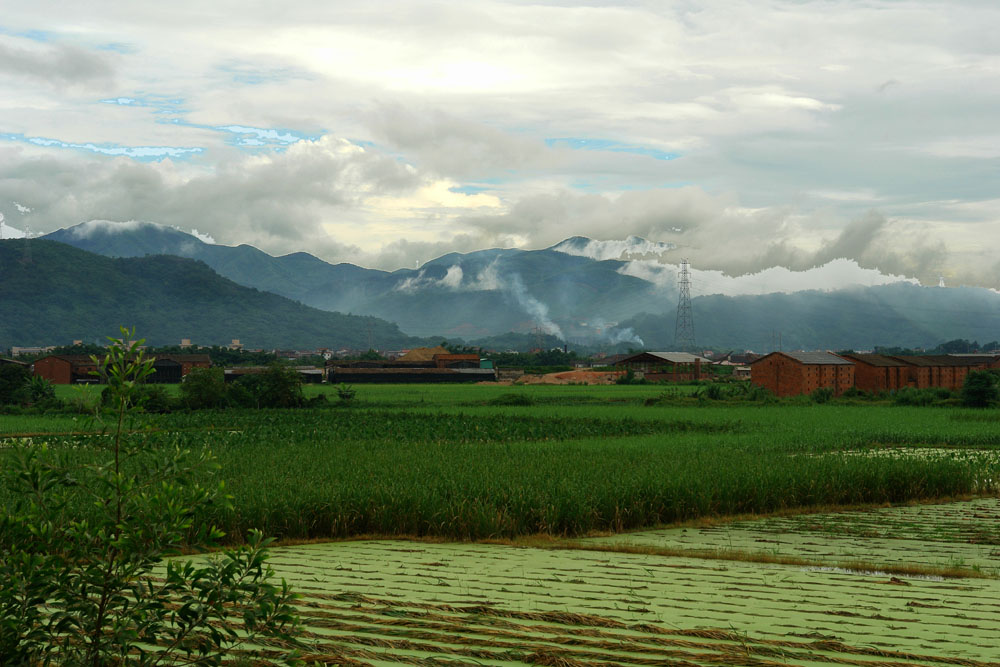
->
[40, 221, 1000, 351]
[0, 239, 427, 349]
[43, 222, 667, 341]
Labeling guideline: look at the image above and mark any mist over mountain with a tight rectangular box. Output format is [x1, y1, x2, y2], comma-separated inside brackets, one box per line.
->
[39, 221, 1000, 351]
[0, 239, 425, 350]
[623, 283, 1000, 351]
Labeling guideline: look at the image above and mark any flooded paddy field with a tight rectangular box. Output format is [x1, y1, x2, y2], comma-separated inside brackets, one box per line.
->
[593, 497, 1000, 577]
[262, 506, 1000, 666]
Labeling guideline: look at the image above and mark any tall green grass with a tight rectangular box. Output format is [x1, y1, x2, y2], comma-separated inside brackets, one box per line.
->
[4, 397, 1000, 543]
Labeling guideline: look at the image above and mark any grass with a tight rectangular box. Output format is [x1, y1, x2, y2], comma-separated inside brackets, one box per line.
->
[6, 386, 1000, 544]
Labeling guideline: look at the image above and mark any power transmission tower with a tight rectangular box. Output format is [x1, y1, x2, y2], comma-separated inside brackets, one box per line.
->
[674, 258, 695, 351]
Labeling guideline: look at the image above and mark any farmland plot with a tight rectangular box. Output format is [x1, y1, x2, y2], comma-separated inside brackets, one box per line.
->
[593, 497, 1000, 577]
[256, 525, 1000, 666]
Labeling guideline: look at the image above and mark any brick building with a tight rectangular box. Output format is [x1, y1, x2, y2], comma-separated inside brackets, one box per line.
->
[615, 352, 710, 382]
[838, 353, 909, 393]
[34, 353, 210, 384]
[750, 351, 855, 397]
[33, 355, 101, 384]
[888, 355, 990, 391]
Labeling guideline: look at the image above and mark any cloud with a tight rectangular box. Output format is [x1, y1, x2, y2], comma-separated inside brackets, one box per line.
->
[552, 236, 675, 261]
[0, 37, 114, 87]
[2, 0, 1000, 291]
[0, 137, 425, 257]
[394, 265, 464, 292]
[366, 104, 544, 179]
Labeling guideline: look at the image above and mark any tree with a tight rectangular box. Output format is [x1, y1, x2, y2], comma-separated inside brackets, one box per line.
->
[231, 363, 304, 409]
[0, 363, 30, 405]
[961, 370, 998, 408]
[0, 328, 300, 664]
[180, 366, 229, 410]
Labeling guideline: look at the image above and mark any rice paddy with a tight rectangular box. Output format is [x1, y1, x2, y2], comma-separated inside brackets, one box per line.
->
[7, 384, 1000, 663]
[228, 501, 1000, 665]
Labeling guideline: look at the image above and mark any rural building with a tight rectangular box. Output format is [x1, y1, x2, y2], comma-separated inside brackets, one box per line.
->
[615, 352, 710, 382]
[397, 346, 450, 362]
[147, 354, 211, 383]
[327, 367, 495, 384]
[33, 353, 210, 384]
[0, 357, 29, 368]
[750, 351, 855, 397]
[714, 352, 761, 366]
[224, 366, 325, 383]
[888, 355, 990, 391]
[948, 354, 1000, 370]
[33, 355, 101, 384]
[325, 346, 494, 383]
[838, 353, 910, 393]
[432, 353, 481, 369]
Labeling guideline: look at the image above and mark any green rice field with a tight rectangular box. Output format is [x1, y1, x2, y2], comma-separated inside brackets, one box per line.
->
[7, 383, 1000, 663]
[5, 385, 1000, 542]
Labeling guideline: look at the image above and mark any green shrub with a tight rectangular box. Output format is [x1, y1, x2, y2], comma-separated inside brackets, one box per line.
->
[704, 384, 724, 400]
[137, 384, 174, 413]
[893, 387, 935, 406]
[962, 370, 999, 408]
[810, 387, 834, 404]
[840, 386, 868, 399]
[233, 364, 304, 409]
[0, 363, 31, 405]
[180, 366, 229, 410]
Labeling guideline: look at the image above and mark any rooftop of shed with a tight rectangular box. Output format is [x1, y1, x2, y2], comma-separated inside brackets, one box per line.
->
[839, 353, 908, 367]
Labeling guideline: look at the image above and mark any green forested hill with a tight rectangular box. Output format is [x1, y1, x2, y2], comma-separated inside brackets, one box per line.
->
[0, 240, 425, 349]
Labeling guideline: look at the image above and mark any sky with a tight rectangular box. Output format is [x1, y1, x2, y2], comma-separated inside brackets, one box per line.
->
[1, 0, 998, 289]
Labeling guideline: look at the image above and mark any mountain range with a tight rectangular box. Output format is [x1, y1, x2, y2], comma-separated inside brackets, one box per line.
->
[0, 239, 425, 350]
[20, 221, 1000, 351]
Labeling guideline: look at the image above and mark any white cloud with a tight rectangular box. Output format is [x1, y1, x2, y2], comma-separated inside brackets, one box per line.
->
[619, 257, 917, 297]
[1, 0, 999, 289]
[552, 236, 675, 261]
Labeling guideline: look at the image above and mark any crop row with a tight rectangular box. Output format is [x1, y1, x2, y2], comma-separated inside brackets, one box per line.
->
[5, 403, 1000, 543]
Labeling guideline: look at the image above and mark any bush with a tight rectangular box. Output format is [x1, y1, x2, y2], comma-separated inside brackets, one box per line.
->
[893, 387, 936, 406]
[137, 384, 174, 413]
[336, 383, 357, 402]
[180, 366, 229, 410]
[962, 370, 999, 408]
[704, 383, 726, 400]
[840, 386, 869, 399]
[0, 363, 31, 405]
[233, 364, 304, 409]
[810, 387, 834, 404]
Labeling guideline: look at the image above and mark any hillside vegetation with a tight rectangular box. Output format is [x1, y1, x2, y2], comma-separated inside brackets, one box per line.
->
[0, 239, 424, 349]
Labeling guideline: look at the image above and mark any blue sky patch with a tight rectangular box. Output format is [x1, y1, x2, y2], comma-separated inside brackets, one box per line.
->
[545, 137, 678, 161]
[96, 41, 135, 54]
[0, 132, 202, 161]
[448, 184, 493, 195]
[218, 125, 313, 147]
[1, 27, 53, 42]
[100, 95, 187, 114]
